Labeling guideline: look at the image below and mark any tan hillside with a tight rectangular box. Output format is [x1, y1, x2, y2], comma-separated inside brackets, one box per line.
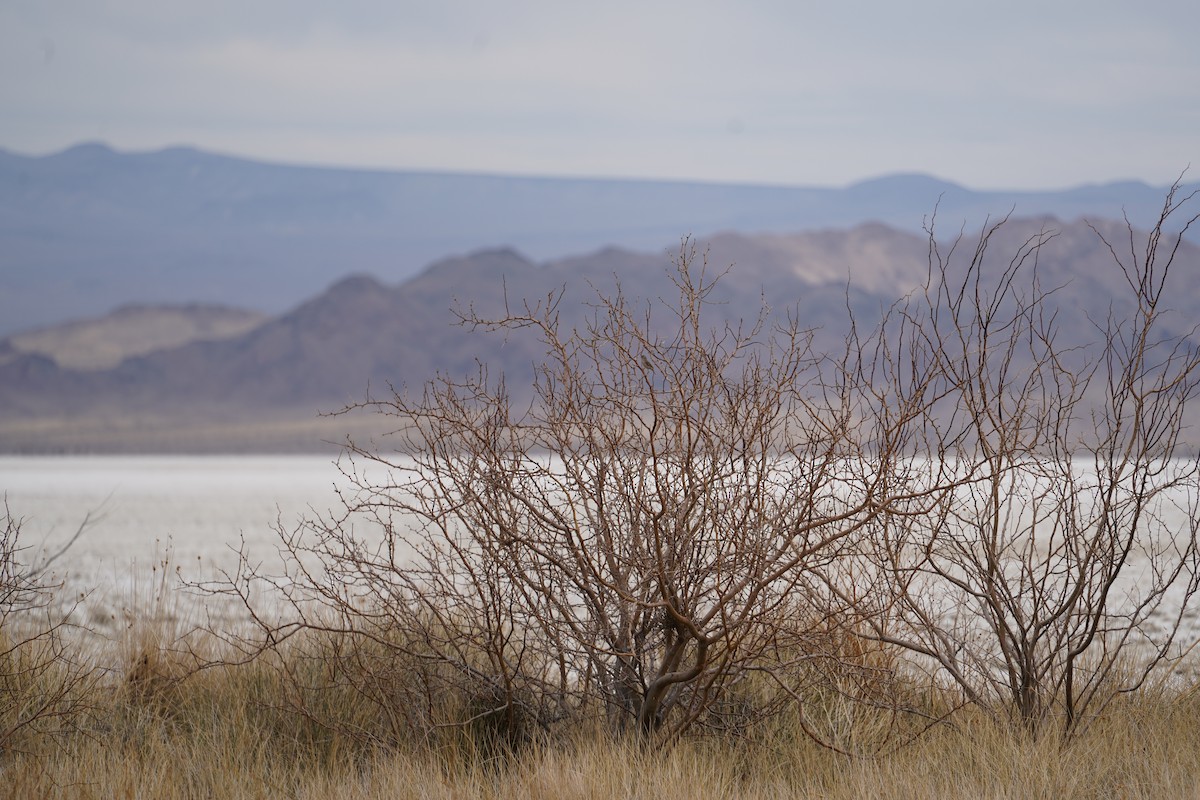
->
[4, 304, 268, 370]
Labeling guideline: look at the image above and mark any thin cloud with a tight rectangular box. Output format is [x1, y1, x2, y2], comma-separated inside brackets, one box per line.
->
[1, 0, 1196, 188]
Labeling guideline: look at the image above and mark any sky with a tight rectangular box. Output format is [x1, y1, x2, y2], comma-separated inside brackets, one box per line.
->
[1, 0, 1197, 190]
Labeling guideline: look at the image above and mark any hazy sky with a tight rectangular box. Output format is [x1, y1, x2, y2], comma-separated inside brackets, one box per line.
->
[2, 1, 1197, 189]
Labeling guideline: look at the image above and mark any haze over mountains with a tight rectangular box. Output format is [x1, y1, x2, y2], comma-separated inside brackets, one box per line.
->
[3, 143, 1193, 337]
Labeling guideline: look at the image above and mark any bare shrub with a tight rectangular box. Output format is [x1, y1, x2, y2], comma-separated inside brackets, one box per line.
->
[857, 182, 1200, 738]
[219, 242, 953, 744]
[0, 503, 96, 756]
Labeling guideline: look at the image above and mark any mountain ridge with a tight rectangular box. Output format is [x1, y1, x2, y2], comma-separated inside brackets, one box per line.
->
[3, 142, 1193, 337]
[4, 215, 1198, 453]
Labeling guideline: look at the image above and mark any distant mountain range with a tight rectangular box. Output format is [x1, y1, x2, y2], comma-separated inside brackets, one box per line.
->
[4, 215, 1198, 453]
[2, 142, 1193, 337]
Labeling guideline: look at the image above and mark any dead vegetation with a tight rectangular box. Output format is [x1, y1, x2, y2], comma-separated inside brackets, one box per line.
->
[0, 503, 103, 760]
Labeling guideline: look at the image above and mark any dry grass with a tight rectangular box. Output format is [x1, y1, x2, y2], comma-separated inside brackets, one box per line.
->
[4, 544, 1199, 800]
[7, 695, 1200, 799]
[4, 613, 1200, 800]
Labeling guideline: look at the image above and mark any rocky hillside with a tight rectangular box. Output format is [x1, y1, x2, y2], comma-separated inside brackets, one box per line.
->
[2, 217, 1197, 453]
